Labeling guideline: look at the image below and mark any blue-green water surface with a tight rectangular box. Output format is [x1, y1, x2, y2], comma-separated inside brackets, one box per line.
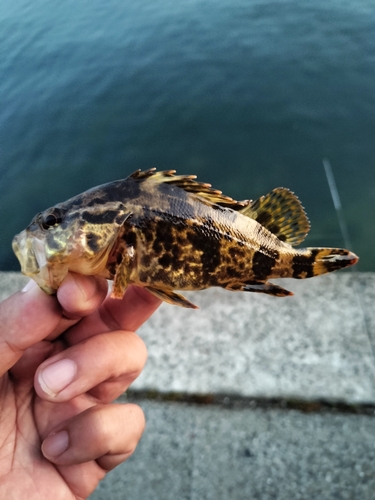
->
[1, 0, 374, 270]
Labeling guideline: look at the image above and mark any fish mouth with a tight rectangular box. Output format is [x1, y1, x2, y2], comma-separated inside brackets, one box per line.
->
[12, 232, 40, 275]
[12, 231, 56, 293]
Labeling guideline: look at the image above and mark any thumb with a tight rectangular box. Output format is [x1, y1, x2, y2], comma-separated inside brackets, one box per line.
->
[0, 281, 62, 376]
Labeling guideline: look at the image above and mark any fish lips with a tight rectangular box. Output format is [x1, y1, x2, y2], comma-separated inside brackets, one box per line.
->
[12, 231, 55, 292]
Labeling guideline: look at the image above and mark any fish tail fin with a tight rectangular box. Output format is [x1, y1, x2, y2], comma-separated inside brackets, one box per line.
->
[292, 248, 359, 278]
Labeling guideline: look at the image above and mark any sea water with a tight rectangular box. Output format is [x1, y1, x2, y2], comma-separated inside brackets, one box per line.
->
[1, 0, 374, 270]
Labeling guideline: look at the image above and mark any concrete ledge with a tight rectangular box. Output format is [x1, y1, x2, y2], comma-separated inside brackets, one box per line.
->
[1, 271, 375, 403]
[133, 273, 375, 403]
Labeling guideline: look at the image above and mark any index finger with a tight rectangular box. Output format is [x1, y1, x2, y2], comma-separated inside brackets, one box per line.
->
[0, 283, 61, 375]
[0, 273, 109, 375]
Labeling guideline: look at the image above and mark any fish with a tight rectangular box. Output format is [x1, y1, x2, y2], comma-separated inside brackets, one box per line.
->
[12, 168, 358, 309]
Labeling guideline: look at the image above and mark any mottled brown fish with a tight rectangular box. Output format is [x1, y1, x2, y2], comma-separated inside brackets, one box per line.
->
[12, 168, 358, 308]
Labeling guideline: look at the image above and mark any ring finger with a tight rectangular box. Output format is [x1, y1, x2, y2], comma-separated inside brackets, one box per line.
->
[42, 403, 145, 471]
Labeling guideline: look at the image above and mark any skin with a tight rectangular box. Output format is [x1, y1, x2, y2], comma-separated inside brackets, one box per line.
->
[0, 273, 161, 499]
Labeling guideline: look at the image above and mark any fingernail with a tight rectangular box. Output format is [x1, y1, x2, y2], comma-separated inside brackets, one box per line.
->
[38, 359, 77, 397]
[22, 280, 37, 293]
[62, 272, 95, 302]
[65, 272, 85, 295]
[42, 430, 69, 458]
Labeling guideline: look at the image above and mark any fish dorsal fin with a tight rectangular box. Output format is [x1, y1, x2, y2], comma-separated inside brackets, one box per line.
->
[129, 168, 248, 209]
[239, 188, 310, 246]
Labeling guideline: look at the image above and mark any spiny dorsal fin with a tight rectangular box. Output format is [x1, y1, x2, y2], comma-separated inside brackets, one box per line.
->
[129, 168, 248, 209]
[239, 188, 310, 246]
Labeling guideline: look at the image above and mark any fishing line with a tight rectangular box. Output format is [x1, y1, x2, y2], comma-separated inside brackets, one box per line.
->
[323, 159, 375, 367]
[322, 158, 352, 251]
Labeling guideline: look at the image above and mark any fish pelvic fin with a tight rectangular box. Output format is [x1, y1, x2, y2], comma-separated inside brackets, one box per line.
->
[145, 286, 199, 309]
[239, 188, 310, 246]
[292, 248, 359, 278]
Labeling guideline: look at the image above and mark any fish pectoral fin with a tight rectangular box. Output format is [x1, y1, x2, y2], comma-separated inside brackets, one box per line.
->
[110, 246, 135, 299]
[224, 280, 293, 297]
[145, 286, 199, 309]
[239, 188, 310, 246]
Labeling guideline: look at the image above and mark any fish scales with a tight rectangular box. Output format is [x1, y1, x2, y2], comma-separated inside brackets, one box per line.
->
[12, 168, 358, 308]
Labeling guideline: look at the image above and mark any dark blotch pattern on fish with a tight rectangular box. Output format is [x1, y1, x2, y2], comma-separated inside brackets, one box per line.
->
[86, 232, 100, 252]
[292, 249, 318, 278]
[82, 209, 121, 225]
[252, 248, 277, 280]
[256, 211, 272, 226]
[46, 231, 63, 251]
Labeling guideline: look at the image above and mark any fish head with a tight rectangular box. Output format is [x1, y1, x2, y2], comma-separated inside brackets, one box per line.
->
[12, 193, 131, 293]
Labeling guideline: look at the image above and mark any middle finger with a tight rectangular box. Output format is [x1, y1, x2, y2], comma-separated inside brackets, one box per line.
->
[64, 285, 161, 345]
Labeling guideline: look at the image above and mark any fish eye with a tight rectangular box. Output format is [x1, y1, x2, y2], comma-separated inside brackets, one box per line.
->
[41, 212, 62, 230]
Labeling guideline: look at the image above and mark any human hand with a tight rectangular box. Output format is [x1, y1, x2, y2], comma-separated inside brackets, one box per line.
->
[0, 274, 161, 499]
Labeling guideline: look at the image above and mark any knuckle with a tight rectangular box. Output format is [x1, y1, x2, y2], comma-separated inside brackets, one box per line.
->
[123, 332, 148, 376]
[133, 335, 148, 370]
[126, 404, 146, 444]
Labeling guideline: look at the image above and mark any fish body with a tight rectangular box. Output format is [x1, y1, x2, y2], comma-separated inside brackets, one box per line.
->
[12, 169, 358, 308]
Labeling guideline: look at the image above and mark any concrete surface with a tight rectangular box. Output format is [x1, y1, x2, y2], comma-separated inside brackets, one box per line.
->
[91, 399, 375, 500]
[1, 271, 375, 499]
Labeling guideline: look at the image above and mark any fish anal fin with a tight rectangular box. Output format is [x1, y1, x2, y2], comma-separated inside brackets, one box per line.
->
[239, 188, 310, 246]
[224, 280, 293, 297]
[145, 286, 199, 309]
[129, 169, 247, 210]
